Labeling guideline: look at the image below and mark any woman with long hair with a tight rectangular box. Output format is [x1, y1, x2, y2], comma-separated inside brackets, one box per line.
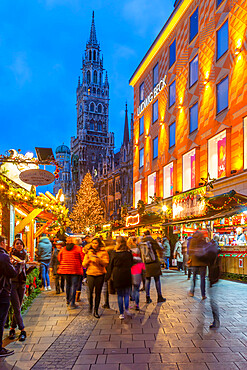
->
[9, 239, 28, 341]
[82, 237, 109, 318]
[107, 237, 133, 320]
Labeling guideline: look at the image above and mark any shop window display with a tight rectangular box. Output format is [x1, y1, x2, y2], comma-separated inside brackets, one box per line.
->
[208, 130, 226, 179]
[135, 180, 142, 208]
[183, 149, 196, 191]
[148, 172, 156, 204]
[163, 162, 173, 198]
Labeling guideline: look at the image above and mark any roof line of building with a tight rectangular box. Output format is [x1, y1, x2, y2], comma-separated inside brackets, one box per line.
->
[129, 0, 193, 87]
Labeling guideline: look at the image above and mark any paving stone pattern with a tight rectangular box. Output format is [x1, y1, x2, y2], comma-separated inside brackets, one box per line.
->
[1, 274, 247, 369]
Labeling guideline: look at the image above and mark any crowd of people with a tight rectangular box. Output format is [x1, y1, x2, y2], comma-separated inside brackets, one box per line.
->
[0, 229, 220, 358]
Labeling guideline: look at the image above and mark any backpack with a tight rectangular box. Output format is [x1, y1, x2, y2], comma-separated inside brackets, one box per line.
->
[140, 240, 156, 264]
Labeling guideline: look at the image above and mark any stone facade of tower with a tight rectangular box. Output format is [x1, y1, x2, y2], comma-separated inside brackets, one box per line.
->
[71, 12, 114, 204]
[95, 104, 133, 221]
[53, 144, 72, 210]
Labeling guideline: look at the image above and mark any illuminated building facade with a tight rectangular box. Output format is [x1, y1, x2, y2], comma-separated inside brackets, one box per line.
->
[130, 0, 247, 209]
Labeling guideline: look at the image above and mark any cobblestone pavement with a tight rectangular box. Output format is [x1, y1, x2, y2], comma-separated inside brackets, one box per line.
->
[1, 273, 247, 369]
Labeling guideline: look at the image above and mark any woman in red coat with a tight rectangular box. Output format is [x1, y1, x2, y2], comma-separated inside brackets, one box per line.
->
[57, 238, 84, 308]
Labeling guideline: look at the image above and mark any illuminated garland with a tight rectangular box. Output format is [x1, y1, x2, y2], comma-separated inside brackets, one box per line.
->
[206, 196, 247, 211]
[0, 174, 69, 227]
[173, 187, 206, 204]
[219, 253, 247, 258]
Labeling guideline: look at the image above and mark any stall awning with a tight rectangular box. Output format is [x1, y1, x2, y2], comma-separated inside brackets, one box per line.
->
[163, 190, 247, 226]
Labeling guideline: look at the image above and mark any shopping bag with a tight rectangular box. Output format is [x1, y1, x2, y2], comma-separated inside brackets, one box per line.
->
[172, 258, 177, 267]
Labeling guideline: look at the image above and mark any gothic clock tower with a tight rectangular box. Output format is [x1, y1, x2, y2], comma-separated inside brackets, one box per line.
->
[71, 12, 114, 202]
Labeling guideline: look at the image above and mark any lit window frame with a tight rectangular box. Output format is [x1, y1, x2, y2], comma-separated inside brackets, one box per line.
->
[189, 54, 198, 88]
[189, 102, 198, 134]
[139, 115, 144, 136]
[216, 75, 228, 115]
[139, 82, 144, 104]
[169, 80, 176, 108]
[152, 100, 159, 124]
[169, 122, 176, 148]
[169, 39, 176, 69]
[139, 147, 144, 168]
[153, 136, 158, 160]
[189, 7, 199, 44]
[216, 19, 228, 61]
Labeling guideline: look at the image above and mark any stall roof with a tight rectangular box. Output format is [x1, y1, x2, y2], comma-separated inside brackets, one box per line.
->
[163, 190, 247, 226]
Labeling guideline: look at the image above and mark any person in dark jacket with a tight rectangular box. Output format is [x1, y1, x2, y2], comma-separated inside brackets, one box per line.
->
[141, 230, 166, 304]
[51, 240, 64, 294]
[188, 230, 207, 300]
[208, 236, 221, 329]
[8, 239, 29, 342]
[0, 235, 19, 357]
[36, 234, 52, 290]
[107, 236, 133, 320]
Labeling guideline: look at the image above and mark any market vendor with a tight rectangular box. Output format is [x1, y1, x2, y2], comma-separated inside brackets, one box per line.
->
[236, 227, 246, 244]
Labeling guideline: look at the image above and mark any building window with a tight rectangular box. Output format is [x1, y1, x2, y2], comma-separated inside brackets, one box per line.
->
[89, 50, 92, 60]
[148, 172, 156, 204]
[169, 39, 176, 68]
[183, 149, 196, 191]
[169, 80, 176, 107]
[189, 102, 198, 133]
[139, 115, 144, 136]
[139, 82, 144, 104]
[216, 20, 228, 60]
[208, 130, 226, 179]
[90, 122, 94, 130]
[153, 63, 159, 87]
[135, 180, 142, 208]
[217, 0, 224, 7]
[98, 104, 102, 113]
[189, 54, 198, 88]
[169, 122, 176, 148]
[139, 147, 144, 168]
[87, 70, 91, 84]
[153, 136, 158, 159]
[97, 122, 102, 131]
[93, 50, 96, 61]
[90, 103, 94, 112]
[217, 76, 228, 114]
[152, 100, 158, 123]
[244, 117, 247, 169]
[163, 162, 173, 198]
[93, 70, 97, 84]
[189, 7, 198, 43]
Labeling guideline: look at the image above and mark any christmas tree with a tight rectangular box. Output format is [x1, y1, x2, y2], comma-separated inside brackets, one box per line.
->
[70, 172, 103, 233]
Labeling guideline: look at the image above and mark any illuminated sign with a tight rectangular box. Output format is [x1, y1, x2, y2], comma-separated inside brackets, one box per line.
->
[137, 75, 167, 116]
[173, 188, 206, 220]
[126, 214, 140, 227]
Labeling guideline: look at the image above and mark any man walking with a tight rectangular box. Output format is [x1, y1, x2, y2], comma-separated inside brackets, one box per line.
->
[36, 234, 52, 290]
[141, 230, 166, 304]
[188, 230, 207, 300]
[0, 235, 19, 357]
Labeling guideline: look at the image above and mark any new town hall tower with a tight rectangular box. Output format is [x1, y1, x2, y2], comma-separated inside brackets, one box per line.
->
[70, 12, 114, 203]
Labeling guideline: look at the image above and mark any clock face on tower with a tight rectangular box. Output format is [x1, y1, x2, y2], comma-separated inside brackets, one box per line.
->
[79, 103, 82, 115]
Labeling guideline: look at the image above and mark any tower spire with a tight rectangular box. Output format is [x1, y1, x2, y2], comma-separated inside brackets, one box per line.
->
[89, 11, 97, 45]
[123, 102, 129, 146]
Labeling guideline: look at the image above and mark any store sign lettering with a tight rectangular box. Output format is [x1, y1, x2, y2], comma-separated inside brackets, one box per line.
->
[137, 75, 167, 116]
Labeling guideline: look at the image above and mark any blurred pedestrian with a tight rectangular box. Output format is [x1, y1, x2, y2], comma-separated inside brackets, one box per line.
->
[57, 237, 84, 308]
[83, 237, 109, 318]
[103, 239, 115, 309]
[130, 247, 145, 311]
[174, 236, 183, 271]
[208, 235, 221, 329]
[107, 236, 133, 319]
[36, 234, 52, 290]
[140, 230, 166, 304]
[162, 235, 171, 270]
[51, 240, 65, 294]
[0, 236, 19, 357]
[188, 231, 207, 300]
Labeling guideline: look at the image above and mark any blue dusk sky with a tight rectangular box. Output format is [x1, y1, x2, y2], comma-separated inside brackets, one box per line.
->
[0, 0, 174, 157]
